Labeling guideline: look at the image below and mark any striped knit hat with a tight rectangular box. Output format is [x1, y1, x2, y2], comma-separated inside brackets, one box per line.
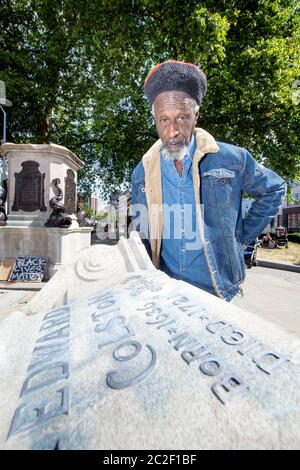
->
[144, 60, 207, 106]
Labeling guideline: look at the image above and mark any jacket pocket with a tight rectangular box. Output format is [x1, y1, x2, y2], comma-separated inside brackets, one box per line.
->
[202, 168, 236, 208]
[133, 179, 146, 204]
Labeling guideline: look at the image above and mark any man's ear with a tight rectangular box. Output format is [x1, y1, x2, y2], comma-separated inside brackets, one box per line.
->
[195, 111, 199, 122]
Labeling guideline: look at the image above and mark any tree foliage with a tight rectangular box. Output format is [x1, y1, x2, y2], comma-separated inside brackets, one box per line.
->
[1, 0, 299, 198]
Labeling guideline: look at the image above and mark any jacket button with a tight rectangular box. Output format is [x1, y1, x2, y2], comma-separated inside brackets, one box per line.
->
[220, 178, 225, 184]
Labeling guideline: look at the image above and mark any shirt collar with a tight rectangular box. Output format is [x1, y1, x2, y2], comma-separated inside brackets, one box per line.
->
[187, 134, 196, 161]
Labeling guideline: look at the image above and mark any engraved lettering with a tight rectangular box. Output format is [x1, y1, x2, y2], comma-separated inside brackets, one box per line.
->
[96, 300, 115, 310]
[178, 305, 198, 313]
[137, 302, 156, 311]
[252, 350, 289, 374]
[167, 293, 181, 300]
[173, 296, 189, 306]
[187, 307, 206, 317]
[206, 321, 231, 334]
[166, 327, 178, 336]
[197, 314, 211, 321]
[146, 314, 169, 325]
[91, 307, 119, 323]
[40, 316, 69, 331]
[43, 306, 70, 321]
[113, 341, 142, 361]
[144, 308, 162, 317]
[168, 332, 197, 351]
[88, 291, 113, 306]
[20, 362, 69, 396]
[238, 340, 263, 356]
[95, 315, 125, 333]
[157, 319, 177, 330]
[8, 386, 69, 437]
[37, 325, 70, 343]
[181, 346, 212, 365]
[96, 315, 135, 349]
[106, 345, 157, 389]
[211, 374, 248, 405]
[27, 343, 68, 371]
[199, 358, 223, 377]
[221, 328, 246, 346]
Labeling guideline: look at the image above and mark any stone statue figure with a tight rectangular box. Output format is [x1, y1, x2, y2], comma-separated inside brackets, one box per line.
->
[0, 179, 8, 223]
[45, 178, 72, 228]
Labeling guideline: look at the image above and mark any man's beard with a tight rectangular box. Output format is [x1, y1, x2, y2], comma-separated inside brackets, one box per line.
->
[162, 141, 189, 161]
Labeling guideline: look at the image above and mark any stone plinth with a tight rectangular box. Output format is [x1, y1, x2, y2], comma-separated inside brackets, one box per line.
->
[0, 143, 83, 226]
[0, 143, 92, 278]
[0, 232, 299, 450]
[0, 225, 92, 278]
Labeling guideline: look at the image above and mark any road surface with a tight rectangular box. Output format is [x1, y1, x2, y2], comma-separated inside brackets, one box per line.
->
[233, 266, 300, 336]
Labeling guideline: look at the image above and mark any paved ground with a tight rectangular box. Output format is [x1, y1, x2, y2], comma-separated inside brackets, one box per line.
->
[0, 289, 36, 321]
[233, 266, 300, 336]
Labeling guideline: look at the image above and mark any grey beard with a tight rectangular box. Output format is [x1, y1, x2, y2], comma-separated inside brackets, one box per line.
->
[162, 144, 189, 161]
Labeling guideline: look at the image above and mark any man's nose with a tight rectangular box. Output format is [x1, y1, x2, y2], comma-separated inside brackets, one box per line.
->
[168, 120, 180, 138]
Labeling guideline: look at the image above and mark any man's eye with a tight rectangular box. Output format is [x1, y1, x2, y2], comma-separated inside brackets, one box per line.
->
[179, 116, 185, 121]
[160, 118, 168, 123]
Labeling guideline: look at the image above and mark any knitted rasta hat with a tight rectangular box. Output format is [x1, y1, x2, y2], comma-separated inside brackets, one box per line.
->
[144, 60, 207, 106]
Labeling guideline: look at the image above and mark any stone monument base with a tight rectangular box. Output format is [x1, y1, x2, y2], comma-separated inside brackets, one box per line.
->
[0, 226, 93, 278]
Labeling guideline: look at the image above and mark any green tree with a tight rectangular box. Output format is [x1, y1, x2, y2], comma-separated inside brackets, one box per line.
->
[0, 0, 94, 142]
[1, 0, 299, 198]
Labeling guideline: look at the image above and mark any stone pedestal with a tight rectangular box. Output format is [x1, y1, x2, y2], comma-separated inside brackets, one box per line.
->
[0, 226, 92, 278]
[0, 143, 83, 226]
[0, 143, 92, 277]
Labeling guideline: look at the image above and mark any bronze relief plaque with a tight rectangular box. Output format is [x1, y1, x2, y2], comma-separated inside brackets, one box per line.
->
[12, 161, 46, 212]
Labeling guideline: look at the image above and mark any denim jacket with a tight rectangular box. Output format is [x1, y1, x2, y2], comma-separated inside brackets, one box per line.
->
[131, 128, 286, 301]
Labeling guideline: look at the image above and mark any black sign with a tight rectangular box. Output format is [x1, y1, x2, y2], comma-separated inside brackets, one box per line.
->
[9, 257, 47, 282]
[12, 161, 46, 212]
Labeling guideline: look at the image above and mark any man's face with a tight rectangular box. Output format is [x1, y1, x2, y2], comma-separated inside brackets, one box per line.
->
[153, 91, 198, 161]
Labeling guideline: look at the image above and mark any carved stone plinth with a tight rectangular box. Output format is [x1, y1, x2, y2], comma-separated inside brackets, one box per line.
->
[0, 225, 92, 278]
[0, 143, 90, 277]
[0, 143, 84, 226]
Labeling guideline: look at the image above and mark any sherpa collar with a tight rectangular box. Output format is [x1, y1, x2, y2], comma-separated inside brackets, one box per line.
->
[142, 127, 219, 166]
[141, 128, 219, 269]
